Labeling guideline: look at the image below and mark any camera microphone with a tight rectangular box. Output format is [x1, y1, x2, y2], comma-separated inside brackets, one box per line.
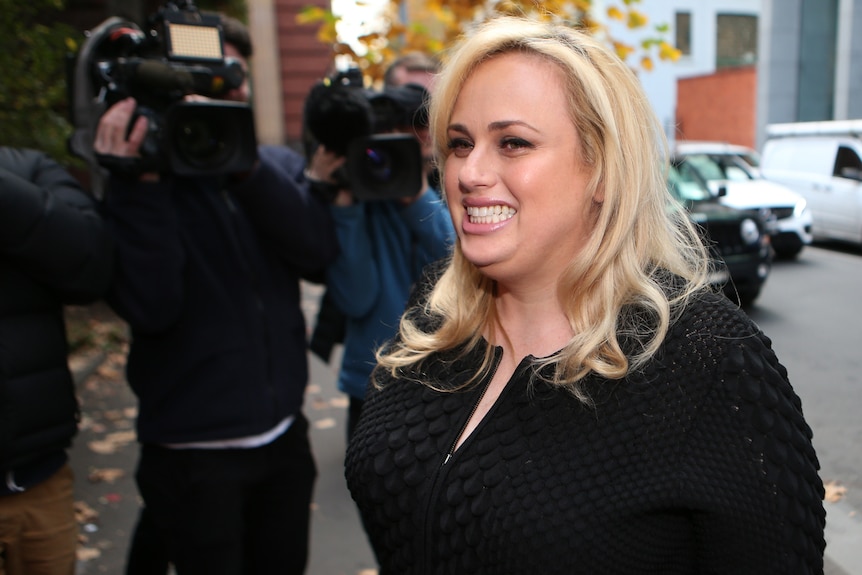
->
[123, 59, 242, 97]
[128, 59, 195, 93]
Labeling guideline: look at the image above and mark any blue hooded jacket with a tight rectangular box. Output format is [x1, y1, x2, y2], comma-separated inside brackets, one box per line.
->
[326, 190, 454, 400]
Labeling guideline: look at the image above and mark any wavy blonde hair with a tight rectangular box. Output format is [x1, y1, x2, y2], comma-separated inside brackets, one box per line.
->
[376, 16, 710, 399]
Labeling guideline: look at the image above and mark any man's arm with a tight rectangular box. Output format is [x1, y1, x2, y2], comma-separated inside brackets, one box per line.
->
[94, 97, 186, 333]
[229, 145, 339, 277]
[0, 147, 113, 303]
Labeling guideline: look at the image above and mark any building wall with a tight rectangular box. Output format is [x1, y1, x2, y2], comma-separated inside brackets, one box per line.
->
[676, 66, 757, 148]
[606, 0, 761, 144]
[757, 0, 862, 148]
[274, 0, 333, 149]
[845, 1, 862, 118]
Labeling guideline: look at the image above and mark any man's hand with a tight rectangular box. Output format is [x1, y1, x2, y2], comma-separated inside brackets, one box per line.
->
[94, 98, 147, 157]
[306, 145, 345, 183]
[305, 145, 351, 205]
[94, 97, 158, 181]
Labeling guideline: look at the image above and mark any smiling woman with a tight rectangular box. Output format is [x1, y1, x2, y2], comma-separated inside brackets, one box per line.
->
[345, 15, 826, 575]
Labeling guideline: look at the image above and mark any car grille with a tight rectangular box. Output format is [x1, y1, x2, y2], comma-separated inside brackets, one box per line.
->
[770, 207, 795, 220]
[697, 221, 751, 256]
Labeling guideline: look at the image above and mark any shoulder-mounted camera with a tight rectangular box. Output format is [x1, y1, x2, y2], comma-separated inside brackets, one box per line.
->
[302, 68, 428, 201]
[68, 1, 257, 181]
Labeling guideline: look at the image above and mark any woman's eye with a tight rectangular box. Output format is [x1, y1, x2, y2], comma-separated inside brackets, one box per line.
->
[447, 138, 472, 155]
[501, 137, 532, 151]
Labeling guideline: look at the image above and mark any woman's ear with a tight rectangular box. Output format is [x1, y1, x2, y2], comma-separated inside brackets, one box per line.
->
[592, 183, 605, 205]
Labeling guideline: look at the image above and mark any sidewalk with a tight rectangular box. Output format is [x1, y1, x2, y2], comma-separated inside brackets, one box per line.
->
[68, 287, 377, 575]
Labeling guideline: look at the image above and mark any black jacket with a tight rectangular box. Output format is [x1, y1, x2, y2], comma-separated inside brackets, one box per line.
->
[102, 145, 338, 444]
[0, 147, 113, 494]
[346, 289, 826, 574]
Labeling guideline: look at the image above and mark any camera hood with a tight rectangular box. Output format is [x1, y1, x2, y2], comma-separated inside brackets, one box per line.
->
[346, 134, 423, 201]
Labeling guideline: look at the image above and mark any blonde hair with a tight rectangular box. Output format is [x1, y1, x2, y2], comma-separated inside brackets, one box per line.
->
[376, 16, 710, 399]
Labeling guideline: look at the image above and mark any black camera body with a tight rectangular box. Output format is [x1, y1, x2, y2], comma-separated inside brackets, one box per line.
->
[302, 69, 426, 201]
[69, 1, 257, 178]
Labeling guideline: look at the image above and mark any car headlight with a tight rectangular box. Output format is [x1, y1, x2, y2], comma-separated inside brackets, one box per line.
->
[794, 197, 808, 217]
[740, 218, 761, 245]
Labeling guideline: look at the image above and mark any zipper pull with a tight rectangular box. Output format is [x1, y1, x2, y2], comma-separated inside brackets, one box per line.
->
[443, 452, 452, 466]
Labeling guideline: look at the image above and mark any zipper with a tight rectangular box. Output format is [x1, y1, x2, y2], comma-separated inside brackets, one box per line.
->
[419, 348, 502, 574]
[441, 358, 500, 467]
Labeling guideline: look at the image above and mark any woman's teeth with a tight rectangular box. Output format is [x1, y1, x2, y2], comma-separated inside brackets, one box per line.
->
[466, 205, 516, 224]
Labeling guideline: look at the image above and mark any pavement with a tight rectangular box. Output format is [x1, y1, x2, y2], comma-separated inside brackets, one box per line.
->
[69, 283, 376, 575]
[66, 283, 858, 574]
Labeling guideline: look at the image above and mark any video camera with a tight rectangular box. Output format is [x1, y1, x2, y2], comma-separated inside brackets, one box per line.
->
[68, 1, 257, 179]
[302, 68, 426, 201]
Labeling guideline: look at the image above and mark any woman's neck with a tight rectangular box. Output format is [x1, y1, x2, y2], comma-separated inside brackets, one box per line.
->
[490, 282, 573, 360]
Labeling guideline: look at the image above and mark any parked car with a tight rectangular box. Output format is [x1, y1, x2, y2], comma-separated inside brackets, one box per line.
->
[675, 140, 762, 174]
[760, 120, 862, 247]
[667, 160, 772, 307]
[675, 144, 813, 258]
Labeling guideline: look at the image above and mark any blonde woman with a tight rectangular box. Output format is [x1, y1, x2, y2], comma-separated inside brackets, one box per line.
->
[346, 17, 825, 574]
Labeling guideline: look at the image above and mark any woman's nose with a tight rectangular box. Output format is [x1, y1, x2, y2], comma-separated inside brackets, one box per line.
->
[457, 147, 494, 191]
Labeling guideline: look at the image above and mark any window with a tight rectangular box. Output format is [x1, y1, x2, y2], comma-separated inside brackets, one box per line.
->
[716, 14, 758, 68]
[834, 146, 862, 179]
[675, 12, 691, 56]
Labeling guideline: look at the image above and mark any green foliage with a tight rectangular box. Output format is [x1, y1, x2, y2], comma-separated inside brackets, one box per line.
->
[196, 0, 248, 21]
[0, 0, 80, 165]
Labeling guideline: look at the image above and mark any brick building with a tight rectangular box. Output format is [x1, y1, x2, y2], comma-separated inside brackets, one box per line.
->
[676, 66, 757, 149]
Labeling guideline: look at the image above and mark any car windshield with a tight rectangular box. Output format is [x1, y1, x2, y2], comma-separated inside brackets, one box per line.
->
[667, 162, 713, 202]
[683, 153, 755, 182]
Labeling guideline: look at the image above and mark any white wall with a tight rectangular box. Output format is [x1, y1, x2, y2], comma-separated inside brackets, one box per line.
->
[605, 0, 761, 143]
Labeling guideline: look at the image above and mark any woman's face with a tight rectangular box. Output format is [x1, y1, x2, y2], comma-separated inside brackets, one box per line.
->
[444, 52, 597, 289]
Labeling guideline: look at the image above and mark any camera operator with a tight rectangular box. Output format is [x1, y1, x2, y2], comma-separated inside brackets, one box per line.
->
[93, 14, 338, 575]
[306, 81, 455, 440]
[0, 146, 113, 575]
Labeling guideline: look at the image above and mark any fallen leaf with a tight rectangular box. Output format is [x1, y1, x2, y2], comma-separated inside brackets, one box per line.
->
[87, 430, 136, 454]
[87, 440, 115, 454]
[823, 480, 847, 503]
[74, 500, 99, 524]
[88, 468, 125, 484]
[313, 417, 337, 430]
[102, 409, 125, 421]
[311, 397, 329, 410]
[330, 397, 349, 408]
[96, 364, 122, 380]
[76, 546, 102, 561]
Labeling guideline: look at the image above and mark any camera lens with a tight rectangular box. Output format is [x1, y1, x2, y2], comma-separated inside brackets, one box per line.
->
[173, 113, 233, 168]
[361, 146, 394, 183]
[163, 101, 257, 176]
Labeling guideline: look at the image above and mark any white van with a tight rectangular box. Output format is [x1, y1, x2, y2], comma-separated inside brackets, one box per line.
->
[760, 120, 862, 246]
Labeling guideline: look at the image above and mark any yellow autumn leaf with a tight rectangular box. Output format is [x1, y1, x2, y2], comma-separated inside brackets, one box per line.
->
[627, 10, 648, 29]
[295, 6, 328, 25]
[607, 6, 624, 21]
[640, 56, 654, 71]
[658, 41, 682, 61]
[317, 24, 338, 44]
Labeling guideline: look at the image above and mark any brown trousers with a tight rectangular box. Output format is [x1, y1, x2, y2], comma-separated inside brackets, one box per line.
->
[0, 464, 77, 575]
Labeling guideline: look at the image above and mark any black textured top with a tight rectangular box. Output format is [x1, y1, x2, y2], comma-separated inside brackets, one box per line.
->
[345, 291, 826, 574]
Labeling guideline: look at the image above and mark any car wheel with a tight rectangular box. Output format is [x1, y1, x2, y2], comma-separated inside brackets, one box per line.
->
[774, 244, 803, 259]
[729, 288, 760, 309]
